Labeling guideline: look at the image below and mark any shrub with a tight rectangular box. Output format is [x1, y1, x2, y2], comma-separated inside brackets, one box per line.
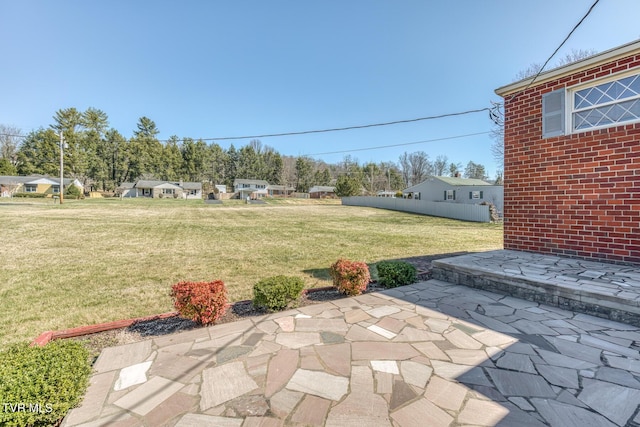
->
[65, 185, 83, 200]
[253, 276, 305, 311]
[170, 280, 228, 325]
[376, 260, 417, 288]
[330, 259, 370, 296]
[12, 193, 46, 198]
[0, 340, 92, 427]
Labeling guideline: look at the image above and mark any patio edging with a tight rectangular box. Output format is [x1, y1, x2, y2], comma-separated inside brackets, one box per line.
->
[31, 286, 339, 346]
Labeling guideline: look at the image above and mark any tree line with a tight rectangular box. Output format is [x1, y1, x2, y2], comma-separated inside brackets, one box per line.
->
[0, 108, 493, 196]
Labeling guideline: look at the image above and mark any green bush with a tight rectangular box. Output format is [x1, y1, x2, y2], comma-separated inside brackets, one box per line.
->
[253, 276, 305, 311]
[65, 185, 83, 200]
[12, 193, 46, 198]
[0, 340, 92, 427]
[330, 259, 370, 296]
[376, 260, 417, 288]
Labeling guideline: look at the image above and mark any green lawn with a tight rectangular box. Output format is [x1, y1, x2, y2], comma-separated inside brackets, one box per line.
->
[0, 197, 502, 346]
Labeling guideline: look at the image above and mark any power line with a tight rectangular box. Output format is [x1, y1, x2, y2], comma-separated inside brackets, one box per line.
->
[506, 0, 601, 103]
[0, 107, 490, 144]
[304, 131, 491, 156]
[164, 108, 490, 142]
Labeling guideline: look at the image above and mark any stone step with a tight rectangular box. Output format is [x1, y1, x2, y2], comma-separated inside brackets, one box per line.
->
[431, 250, 640, 327]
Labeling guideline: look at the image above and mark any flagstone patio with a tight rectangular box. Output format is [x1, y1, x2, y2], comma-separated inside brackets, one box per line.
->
[62, 251, 640, 426]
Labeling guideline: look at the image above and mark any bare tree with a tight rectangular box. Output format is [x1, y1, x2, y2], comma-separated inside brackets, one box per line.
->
[409, 151, 432, 186]
[398, 152, 411, 187]
[556, 48, 598, 67]
[249, 139, 263, 155]
[0, 125, 23, 164]
[512, 49, 597, 81]
[433, 155, 448, 176]
[281, 155, 297, 189]
[399, 151, 432, 187]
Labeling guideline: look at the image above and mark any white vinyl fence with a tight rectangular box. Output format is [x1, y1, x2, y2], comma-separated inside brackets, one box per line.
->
[342, 197, 491, 223]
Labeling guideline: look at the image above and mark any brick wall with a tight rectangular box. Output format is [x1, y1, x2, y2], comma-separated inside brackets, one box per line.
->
[503, 55, 640, 264]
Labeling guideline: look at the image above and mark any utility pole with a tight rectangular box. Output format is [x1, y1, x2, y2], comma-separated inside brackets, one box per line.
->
[370, 164, 374, 194]
[387, 168, 391, 192]
[59, 131, 64, 204]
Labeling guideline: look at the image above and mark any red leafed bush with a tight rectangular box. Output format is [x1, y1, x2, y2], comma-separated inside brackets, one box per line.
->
[330, 259, 371, 296]
[170, 280, 228, 325]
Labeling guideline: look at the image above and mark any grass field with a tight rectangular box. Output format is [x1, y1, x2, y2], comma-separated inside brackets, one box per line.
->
[0, 197, 502, 346]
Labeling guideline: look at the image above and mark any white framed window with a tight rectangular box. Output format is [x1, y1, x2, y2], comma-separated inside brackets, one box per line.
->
[571, 70, 640, 132]
[543, 69, 640, 137]
[52, 185, 60, 194]
[445, 190, 456, 201]
[25, 184, 37, 193]
[162, 188, 174, 195]
[143, 188, 151, 196]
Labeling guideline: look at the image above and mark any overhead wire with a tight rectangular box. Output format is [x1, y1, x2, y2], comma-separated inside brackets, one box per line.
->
[504, 0, 601, 104]
[0, 107, 491, 145]
[0, 0, 602, 151]
[156, 108, 490, 143]
[304, 131, 491, 157]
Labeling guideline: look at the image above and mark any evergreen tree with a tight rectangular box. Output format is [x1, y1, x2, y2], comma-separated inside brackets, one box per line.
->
[16, 129, 60, 176]
[224, 144, 239, 188]
[0, 158, 17, 175]
[163, 136, 183, 181]
[295, 156, 313, 192]
[103, 129, 127, 186]
[334, 174, 361, 197]
[262, 147, 283, 184]
[313, 168, 332, 186]
[207, 143, 227, 185]
[464, 161, 488, 180]
[237, 145, 262, 179]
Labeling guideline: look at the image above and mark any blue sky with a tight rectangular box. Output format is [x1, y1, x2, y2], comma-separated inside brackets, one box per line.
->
[2, 1, 639, 180]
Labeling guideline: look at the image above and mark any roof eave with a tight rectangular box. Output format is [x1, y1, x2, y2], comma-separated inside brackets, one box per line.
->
[495, 39, 640, 97]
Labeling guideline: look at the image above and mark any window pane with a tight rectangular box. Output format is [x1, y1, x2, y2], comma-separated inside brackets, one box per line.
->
[572, 72, 640, 131]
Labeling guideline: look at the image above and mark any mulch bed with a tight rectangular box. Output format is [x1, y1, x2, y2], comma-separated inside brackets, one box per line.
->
[72, 253, 465, 359]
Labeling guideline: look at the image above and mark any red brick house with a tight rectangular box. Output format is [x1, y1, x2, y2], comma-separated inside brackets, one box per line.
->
[495, 40, 640, 265]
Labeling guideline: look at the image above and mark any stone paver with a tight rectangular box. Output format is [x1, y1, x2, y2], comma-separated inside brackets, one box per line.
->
[290, 395, 331, 426]
[113, 376, 183, 416]
[113, 361, 152, 391]
[285, 369, 348, 401]
[93, 340, 152, 373]
[200, 361, 258, 409]
[63, 251, 640, 427]
[264, 349, 298, 398]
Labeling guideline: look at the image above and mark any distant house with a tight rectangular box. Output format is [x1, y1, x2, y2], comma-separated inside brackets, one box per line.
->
[120, 180, 202, 199]
[309, 186, 336, 199]
[181, 182, 203, 199]
[0, 175, 83, 197]
[377, 190, 397, 198]
[118, 182, 136, 198]
[267, 184, 295, 197]
[402, 176, 503, 212]
[233, 179, 269, 199]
